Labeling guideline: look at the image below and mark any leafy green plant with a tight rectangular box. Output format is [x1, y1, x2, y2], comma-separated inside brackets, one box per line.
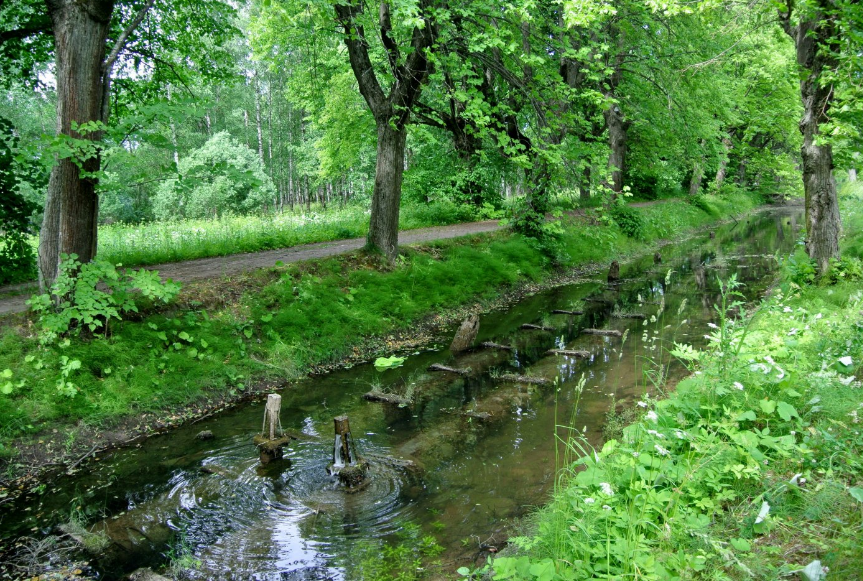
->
[608, 203, 645, 239]
[374, 355, 406, 371]
[27, 254, 181, 343]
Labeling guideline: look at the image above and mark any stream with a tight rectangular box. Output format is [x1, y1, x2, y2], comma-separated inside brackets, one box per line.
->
[0, 207, 802, 580]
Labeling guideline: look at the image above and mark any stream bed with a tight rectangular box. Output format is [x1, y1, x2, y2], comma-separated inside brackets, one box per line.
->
[0, 207, 802, 580]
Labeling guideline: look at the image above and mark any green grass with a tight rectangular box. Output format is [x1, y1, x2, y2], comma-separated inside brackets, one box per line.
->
[0, 193, 758, 463]
[96, 200, 487, 268]
[490, 190, 862, 580]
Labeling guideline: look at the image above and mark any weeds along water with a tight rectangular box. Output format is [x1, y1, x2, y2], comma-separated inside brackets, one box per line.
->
[487, 192, 863, 580]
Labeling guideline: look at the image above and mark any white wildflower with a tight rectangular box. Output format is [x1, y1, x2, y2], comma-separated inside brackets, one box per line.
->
[707, 322, 719, 329]
[646, 429, 665, 439]
[602, 505, 612, 511]
[632, 452, 639, 458]
[733, 381, 744, 391]
[839, 356, 853, 367]
[584, 497, 595, 504]
[654, 444, 670, 456]
[637, 401, 648, 408]
[783, 306, 793, 313]
[599, 482, 615, 496]
[674, 430, 687, 440]
[645, 410, 659, 422]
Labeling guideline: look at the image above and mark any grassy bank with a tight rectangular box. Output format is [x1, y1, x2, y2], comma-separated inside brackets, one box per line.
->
[488, 192, 863, 580]
[0, 194, 758, 478]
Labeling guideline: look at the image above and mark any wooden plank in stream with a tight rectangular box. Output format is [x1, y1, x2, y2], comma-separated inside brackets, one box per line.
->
[611, 313, 646, 320]
[546, 349, 590, 358]
[428, 363, 471, 375]
[520, 323, 555, 331]
[582, 328, 623, 337]
[363, 391, 412, 406]
[480, 341, 515, 351]
[551, 309, 584, 315]
[497, 373, 551, 385]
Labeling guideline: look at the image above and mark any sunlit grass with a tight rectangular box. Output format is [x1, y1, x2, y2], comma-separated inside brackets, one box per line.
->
[97, 200, 482, 267]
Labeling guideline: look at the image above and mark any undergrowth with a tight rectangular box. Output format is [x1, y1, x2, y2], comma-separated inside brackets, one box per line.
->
[479, 193, 862, 580]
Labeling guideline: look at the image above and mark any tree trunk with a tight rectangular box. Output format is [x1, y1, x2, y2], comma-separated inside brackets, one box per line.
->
[714, 137, 732, 190]
[580, 165, 591, 201]
[782, 3, 841, 274]
[39, 0, 113, 292]
[367, 122, 407, 261]
[604, 104, 627, 195]
[849, 168, 857, 182]
[689, 162, 703, 196]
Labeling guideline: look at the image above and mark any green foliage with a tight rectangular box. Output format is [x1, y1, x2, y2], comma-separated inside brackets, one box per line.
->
[688, 193, 718, 216]
[153, 132, 277, 220]
[500, 215, 863, 581]
[608, 203, 645, 239]
[27, 254, 181, 343]
[374, 355, 406, 371]
[0, 115, 38, 284]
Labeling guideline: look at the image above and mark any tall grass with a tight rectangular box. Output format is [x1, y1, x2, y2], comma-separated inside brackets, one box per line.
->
[97, 200, 483, 267]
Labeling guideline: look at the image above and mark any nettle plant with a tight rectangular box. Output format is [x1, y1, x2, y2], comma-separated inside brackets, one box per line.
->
[28, 253, 181, 343]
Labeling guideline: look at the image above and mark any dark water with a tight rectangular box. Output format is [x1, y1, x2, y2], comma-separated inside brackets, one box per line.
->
[0, 208, 802, 579]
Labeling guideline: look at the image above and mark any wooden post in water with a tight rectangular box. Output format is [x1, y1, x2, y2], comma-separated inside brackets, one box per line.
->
[608, 261, 620, 283]
[253, 394, 291, 464]
[450, 315, 480, 353]
[333, 415, 353, 465]
[330, 414, 369, 489]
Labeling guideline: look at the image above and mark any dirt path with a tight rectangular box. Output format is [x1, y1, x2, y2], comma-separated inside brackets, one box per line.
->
[0, 219, 502, 316]
[0, 199, 683, 317]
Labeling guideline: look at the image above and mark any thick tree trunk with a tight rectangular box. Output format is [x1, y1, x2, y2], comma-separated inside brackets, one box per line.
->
[714, 137, 732, 190]
[604, 104, 627, 195]
[367, 122, 407, 261]
[580, 165, 591, 201]
[782, 4, 841, 274]
[689, 162, 703, 196]
[39, 0, 113, 292]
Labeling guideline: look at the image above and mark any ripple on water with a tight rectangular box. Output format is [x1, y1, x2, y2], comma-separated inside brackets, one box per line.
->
[182, 440, 422, 578]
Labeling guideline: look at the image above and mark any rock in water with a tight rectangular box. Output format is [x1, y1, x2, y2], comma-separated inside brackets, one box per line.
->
[450, 314, 480, 353]
[195, 430, 214, 441]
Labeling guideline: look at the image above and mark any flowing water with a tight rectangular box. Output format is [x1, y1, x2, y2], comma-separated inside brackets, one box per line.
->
[0, 208, 802, 579]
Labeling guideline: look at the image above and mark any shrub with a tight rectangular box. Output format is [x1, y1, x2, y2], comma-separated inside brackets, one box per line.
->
[609, 203, 645, 239]
[28, 254, 181, 343]
[153, 132, 277, 220]
[0, 116, 38, 285]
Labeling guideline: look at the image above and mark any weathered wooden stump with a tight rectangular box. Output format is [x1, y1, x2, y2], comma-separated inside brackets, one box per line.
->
[330, 415, 369, 489]
[654, 252, 662, 264]
[450, 314, 480, 353]
[607, 260, 620, 283]
[709, 231, 716, 239]
[254, 394, 289, 464]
